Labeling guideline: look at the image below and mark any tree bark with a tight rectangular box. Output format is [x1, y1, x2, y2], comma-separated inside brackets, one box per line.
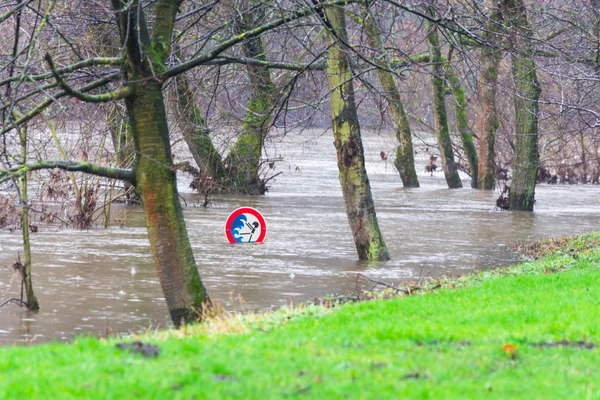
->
[361, 6, 419, 188]
[173, 71, 225, 180]
[222, 9, 276, 195]
[19, 125, 39, 310]
[505, 0, 541, 211]
[113, 0, 210, 325]
[427, 21, 462, 188]
[324, 5, 390, 261]
[173, 10, 274, 196]
[106, 105, 134, 169]
[477, 1, 503, 190]
[445, 63, 478, 187]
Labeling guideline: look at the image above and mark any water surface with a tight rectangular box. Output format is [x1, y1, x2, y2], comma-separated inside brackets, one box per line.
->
[1, 130, 599, 344]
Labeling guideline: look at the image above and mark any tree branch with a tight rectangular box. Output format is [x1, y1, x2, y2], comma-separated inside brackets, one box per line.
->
[207, 56, 326, 70]
[0, 57, 123, 87]
[0, 72, 120, 135]
[45, 54, 132, 103]
[0, 0, 34, 24]
[161, 0, 356, 79]
[0, 161, 134, 184]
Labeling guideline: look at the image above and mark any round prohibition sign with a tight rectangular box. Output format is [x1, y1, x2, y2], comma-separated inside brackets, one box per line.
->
[224, 207, 267, 244]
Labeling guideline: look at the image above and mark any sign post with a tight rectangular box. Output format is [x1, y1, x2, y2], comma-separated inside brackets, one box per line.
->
[224, 207, 267, 244]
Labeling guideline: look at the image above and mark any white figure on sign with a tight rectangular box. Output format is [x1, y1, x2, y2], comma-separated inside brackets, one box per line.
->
[225, 207, 267, 243]
[232, 213, 262, 243]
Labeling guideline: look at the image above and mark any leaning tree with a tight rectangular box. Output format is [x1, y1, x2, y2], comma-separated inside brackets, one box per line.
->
[0, 0, 399, 323]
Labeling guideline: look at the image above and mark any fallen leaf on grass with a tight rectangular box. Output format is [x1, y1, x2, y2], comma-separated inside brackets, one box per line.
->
[502, 343, 517, 360]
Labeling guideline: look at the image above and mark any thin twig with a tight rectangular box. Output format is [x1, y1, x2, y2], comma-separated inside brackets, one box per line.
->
[356, 273, 441, 295]
[0, 298, 28, 308]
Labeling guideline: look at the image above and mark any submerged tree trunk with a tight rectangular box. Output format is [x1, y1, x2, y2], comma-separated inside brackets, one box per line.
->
[113, 0, 210, 325]
[506, 0, 541, 211]
[19, 125, 39, 310]
[106, 104, 138, 201]
[127, 81, 210, 324]
[324, 5, 390, 261]
[427, 21, 462, 188]
[222, 8, 276, 195]
[174, 71, 225, 181]
[477, 2, 503, 190]
[445, 63, 478, 187]
[361, 6, 419, 187]
[106, 105, 134, 169]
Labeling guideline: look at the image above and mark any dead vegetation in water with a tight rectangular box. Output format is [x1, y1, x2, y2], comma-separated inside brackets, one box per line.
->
[309, 274, 443, 308]
[0, 195, 20, 229]
[0, 254, 29, 309]
[513, 233, 600, 260]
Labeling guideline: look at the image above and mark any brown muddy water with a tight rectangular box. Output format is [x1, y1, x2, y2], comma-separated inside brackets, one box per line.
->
[1, 130, 600, 344]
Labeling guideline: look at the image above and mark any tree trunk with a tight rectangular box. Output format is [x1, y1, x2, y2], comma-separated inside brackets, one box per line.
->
[445, 63, 478, 187]
[222, 8, 276, 195]
[427, 21, 462, 188]
[106, 105, 135, 169]
[19, 125, 39, 310]
[477, 2, 503, 190]
[324, 5, 390, 261]
[128, 80, 210, 325]
[174, 71, 225, 180]
[506, 0, 541, 211]
[361, 6, 419, 188]
[114, 0, 210, 326]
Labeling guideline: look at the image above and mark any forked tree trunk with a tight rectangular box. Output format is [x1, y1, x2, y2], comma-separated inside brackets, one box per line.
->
[113, 0, 210, 325]
[324, 5, 390, 261]
[361, 6, 419, 188]
[222, 8, 276, 194]
[506, 0, 541, 211]
[427, 21, 462, 188]
[477, 1, 503, 190]
[174, 25, 274, 195]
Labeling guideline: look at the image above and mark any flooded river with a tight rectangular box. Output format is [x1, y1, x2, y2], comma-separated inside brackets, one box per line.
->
[1, 130, 600, 344]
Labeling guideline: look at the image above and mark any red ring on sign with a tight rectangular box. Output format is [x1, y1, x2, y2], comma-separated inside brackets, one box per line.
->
[224, 207, 267, 244]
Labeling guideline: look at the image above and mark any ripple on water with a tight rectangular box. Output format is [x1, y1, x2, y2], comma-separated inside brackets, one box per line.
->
[1, 130, 600, 344]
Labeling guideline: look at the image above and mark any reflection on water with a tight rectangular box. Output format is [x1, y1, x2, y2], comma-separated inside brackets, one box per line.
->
[1, 130, 600, 344]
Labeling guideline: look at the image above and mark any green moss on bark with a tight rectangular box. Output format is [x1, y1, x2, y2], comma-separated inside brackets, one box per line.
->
[427, 20, 462, 189]
[325, 5, 390, 261]
[361, 6, 419, 188]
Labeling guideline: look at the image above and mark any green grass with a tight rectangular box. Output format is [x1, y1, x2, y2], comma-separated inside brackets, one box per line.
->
[3, 233, 600, 399]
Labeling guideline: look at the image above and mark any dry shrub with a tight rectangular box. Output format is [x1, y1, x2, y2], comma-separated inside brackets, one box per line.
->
[0, 195, 20, 230]
[70, 185, 98, 229]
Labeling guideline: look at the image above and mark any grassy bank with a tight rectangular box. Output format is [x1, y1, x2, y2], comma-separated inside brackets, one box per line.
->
[2, 233, 600, 399]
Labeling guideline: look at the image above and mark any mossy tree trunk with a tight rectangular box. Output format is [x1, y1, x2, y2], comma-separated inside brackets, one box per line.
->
[106, 104, 138, 201]
[445, 63, 478, 187]
[505, 0, 541, 211]
[19, 125, 39, 310]
[174, 71, 225, 180]
[361, 5, 419, 188]
[477, 1, 503, 190]
[106, 105, 135, 169]
[391, 53, 477, 184]
[426, 20, 462, 189]
[112, 0, 210, 326]
[174, 11, 274, 195]
[324, 5, 390, 261]
[222, 7, 276, 195]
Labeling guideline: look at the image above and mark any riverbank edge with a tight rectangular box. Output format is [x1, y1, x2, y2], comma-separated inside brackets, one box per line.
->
[139, 230, 600, 341]
[2, 231, 600, 399]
